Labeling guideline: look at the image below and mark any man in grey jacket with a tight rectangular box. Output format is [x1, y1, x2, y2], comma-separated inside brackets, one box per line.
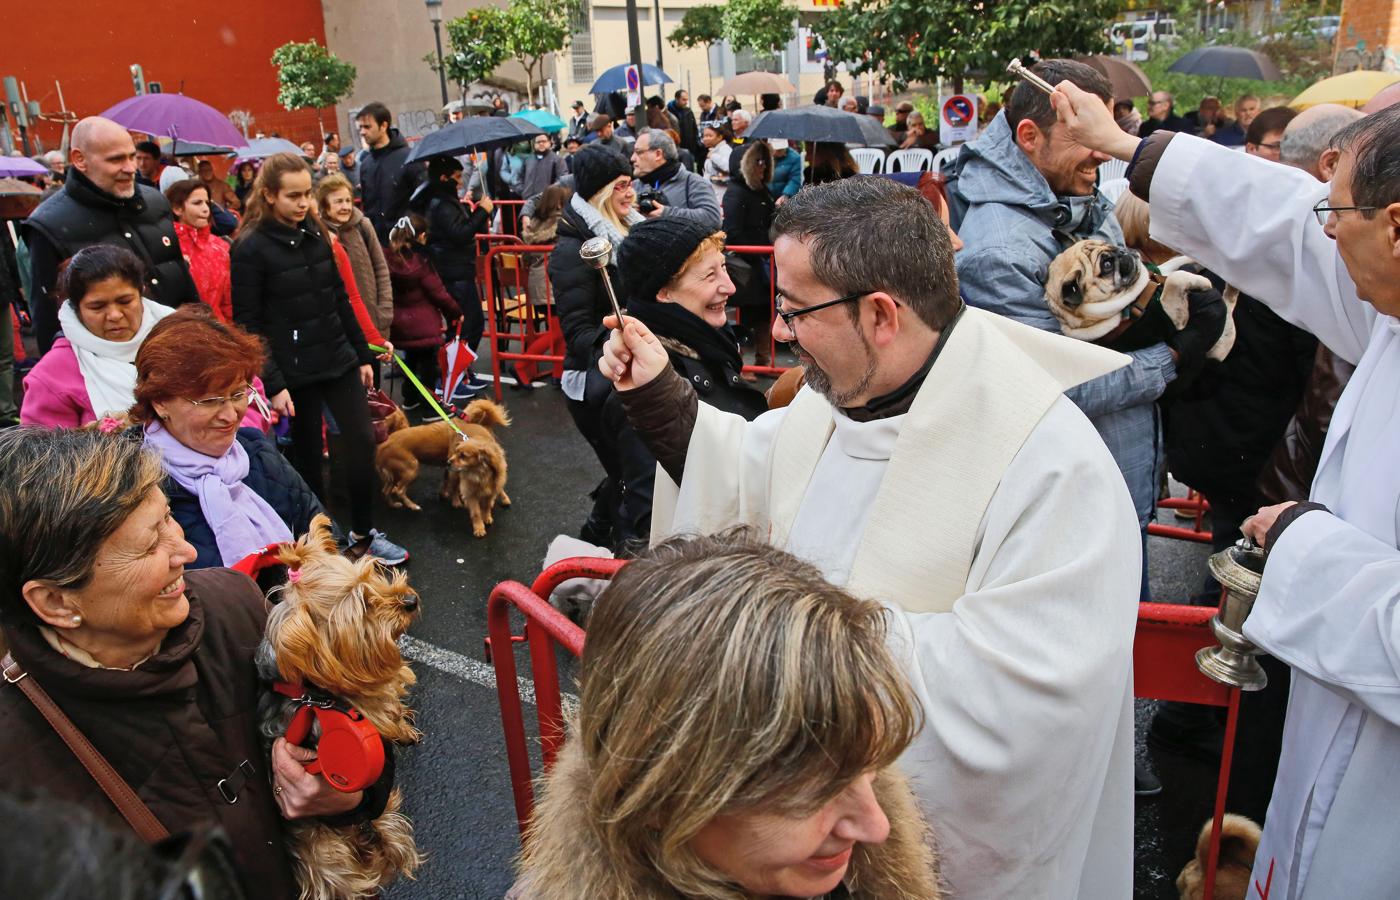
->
[631, 129, 721, 229]
[947, 58, 1224, 602]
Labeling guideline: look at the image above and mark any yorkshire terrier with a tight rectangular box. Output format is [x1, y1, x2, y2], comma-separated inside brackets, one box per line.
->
[255, 514, 424, 900]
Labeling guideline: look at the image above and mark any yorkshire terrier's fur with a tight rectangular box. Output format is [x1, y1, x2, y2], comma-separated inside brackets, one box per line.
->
[442, 400, 512, 538]
[375, 399, 509, 513]
[255, 515, 424, 900]
[1176, 814, 1262, 900]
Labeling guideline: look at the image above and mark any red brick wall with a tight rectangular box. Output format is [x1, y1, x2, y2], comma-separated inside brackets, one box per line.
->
[5, 1, 329, 151]
[1336, 0, 1400, 72]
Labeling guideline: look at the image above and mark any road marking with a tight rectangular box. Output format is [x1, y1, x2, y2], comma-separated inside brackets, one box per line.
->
[399, 634, 578, 713]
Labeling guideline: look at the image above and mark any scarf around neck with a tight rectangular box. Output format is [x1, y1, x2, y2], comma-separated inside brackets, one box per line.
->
[58, 298, 173, 419]
[569, 192, 644, 246]
[144, 422, 292, 566]
[625, 300, 745, 378]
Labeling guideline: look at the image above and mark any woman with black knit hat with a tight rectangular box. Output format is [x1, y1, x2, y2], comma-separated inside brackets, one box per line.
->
[599, 218, 767, 550]
[548, 143, 644, 546]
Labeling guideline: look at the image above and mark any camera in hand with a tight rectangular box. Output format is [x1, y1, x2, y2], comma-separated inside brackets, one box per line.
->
[636, 190, 665, 215]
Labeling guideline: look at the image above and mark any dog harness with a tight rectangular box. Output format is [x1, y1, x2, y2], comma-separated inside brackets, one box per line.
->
[1098, 271, 1167, 345]
[272, 681, 385, 793]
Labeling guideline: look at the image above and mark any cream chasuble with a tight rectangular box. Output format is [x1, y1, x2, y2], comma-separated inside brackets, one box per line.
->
[651, 308, 1145, 899]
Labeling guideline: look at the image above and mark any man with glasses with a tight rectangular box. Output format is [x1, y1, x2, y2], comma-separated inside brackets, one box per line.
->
[1243, 105, 1297, 161]
[599, 175, 1142, 900]
[630, 129, 721, 228]
[1138, 90, 1188, 138]
[1056, 82, 1400, 900]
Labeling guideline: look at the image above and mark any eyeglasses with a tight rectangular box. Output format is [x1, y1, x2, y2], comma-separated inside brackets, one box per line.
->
[1312, 198, 1377, 227]
[612, 178, 633, 193]
[185, 384, 256, 410]
[775, 290, 872, 332]
[1254, 141, 1281, 151]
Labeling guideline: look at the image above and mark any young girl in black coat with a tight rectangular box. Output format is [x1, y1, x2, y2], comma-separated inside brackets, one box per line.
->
[231, 152, 408, 564]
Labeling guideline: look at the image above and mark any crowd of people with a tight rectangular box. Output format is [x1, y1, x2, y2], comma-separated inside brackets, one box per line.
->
[1, 57, 1399, 900]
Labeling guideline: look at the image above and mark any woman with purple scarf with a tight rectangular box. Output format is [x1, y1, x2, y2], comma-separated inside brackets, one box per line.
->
[130, 308, 327, 570]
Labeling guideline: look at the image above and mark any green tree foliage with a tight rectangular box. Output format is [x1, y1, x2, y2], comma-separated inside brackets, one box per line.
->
[429, 8, 513, 99]
[722, 0, 796, 56]
[505, 0, 577, 101]
[271, 40, 357, 132]
[670, 5, 725, 91]
[816, 0, 1115, 91]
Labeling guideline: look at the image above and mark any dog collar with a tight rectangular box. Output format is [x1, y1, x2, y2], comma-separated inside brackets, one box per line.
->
[1101, 273, 1166, 344]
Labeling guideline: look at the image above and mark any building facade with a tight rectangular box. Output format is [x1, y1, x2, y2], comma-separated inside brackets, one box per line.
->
[1336, 0, 1399, 72]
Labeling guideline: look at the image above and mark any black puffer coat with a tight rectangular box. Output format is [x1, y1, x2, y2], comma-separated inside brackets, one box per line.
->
[22, 169, 201, 352]
[548, 203, 619, 373]
[409, 180, 491, 286]
[231, 218, 374, 396]
[359, 130, 424, 244]
[720, 143, 775, 247]
[163, 427, 327, 571]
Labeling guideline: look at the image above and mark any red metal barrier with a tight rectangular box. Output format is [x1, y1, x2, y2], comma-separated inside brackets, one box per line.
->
[1150, 489, 1214, 544]
[481, 243, 563, 400]
[493, 559, 1243, 898]
[487, 557, 625, 833]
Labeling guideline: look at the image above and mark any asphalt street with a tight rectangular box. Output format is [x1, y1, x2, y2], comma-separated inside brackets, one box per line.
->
[320, 364, 1218, 900]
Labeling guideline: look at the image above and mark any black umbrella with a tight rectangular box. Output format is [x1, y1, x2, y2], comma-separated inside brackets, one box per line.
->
[405, 117, 544, 163]
[166, 139, 235, 157]
[1167, 46, 1282, 82]
[747, 106, 896, 147]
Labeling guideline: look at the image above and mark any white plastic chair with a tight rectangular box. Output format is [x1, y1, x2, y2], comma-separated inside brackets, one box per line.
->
[850, 147, 885, 174]
[1098, 157, 1129, 183]
[887, 148, 935, 174]
[932, 145, 962, 173]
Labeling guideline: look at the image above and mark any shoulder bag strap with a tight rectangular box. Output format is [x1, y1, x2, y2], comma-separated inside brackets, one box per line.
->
[2, 652, 170, 842]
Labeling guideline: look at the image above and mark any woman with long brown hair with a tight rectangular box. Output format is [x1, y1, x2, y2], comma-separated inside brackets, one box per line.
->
[230, 152, 408, 565]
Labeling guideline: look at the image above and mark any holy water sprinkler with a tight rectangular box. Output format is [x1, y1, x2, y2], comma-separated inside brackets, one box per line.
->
[1007, 59, 1057, 96]
[1195, 538, 1270, 691]
[579, 236, 625, 325]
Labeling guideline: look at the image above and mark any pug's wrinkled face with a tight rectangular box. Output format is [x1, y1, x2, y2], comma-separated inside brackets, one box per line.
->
[1046, 239, 1143, 324]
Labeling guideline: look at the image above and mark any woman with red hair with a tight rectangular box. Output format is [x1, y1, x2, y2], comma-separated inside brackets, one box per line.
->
[131, 307, 327, 570]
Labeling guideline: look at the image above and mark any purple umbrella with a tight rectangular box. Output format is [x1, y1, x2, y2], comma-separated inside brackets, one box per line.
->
[0, 156, 49, 178]
[99, 93, 247, 147]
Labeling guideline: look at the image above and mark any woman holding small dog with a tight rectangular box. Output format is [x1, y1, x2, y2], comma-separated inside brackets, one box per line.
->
[0, 427, 394, 900]
[231, 152, 408, 565]
[20, 244, 175, 428]
[131, 307, 329, 571]
[516, 531, 941, 898]
[601, 218, 767, 548]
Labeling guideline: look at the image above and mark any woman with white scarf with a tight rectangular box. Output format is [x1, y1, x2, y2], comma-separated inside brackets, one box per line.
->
[22, 245, 174, 428]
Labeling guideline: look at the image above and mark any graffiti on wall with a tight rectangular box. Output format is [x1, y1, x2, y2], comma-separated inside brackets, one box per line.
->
[397, 108, 442, 139]
[1335, 41, 1398, 74]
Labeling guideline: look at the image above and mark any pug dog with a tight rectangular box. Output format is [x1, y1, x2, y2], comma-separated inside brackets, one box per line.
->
[1045, 239, 1236, 360]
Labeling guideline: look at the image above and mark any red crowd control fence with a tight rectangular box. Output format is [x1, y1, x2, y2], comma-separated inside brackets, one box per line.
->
[481, 243, 564, 400]
[1149, 489, 1214, 544]
[492, 563, 1244, 899]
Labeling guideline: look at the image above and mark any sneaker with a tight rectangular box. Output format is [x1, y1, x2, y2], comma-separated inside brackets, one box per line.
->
[348, 529, 410, 566]
[467, 372, 492, 388]
[450, 380, 484, 402]
[1135, 760, 1163, 797]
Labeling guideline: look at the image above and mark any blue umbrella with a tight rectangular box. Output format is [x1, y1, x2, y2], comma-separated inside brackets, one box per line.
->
[511, 109, 568, 131]
[589, 63, 673, 94]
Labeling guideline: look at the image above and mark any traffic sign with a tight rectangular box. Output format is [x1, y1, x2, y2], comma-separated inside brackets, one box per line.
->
[625, 65, 641, 93]
[939, 94, 977, 145]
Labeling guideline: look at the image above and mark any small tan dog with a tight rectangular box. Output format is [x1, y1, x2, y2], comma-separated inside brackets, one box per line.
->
[375, 399, 509, 512]
[256, 515, 424, 900]
[1045, 239, 1236, 360]
[444, 401, 512, 538]
[1176, 814, 1262, 900]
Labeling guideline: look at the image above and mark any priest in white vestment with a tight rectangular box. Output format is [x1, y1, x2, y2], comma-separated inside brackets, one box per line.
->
[599, 176, 1142, 900]
[1053, 86, 1400, 900]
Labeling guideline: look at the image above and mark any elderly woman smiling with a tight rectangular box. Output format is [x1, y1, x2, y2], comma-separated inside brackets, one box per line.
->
[21, 244, 174, 428]
[0, 428, 386, 900]
[132, 307, 326, 570]
[517, 531, 942, 898]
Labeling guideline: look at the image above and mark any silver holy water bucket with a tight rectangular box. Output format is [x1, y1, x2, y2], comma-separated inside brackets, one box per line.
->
[1195, 538, 1269, 691]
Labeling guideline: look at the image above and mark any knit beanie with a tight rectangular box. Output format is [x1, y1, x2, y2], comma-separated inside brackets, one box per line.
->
[571, 143, 632, 203]
[615, 216, 717, 304]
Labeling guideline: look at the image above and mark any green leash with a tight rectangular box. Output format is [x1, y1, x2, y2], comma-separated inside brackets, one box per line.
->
[370, 344, 466, 437]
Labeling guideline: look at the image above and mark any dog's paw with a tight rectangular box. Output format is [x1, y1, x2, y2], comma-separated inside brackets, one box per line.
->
[473, 527, 487, 538]
[1161, 272, 1210, 331]
[499, 492, 512, 507]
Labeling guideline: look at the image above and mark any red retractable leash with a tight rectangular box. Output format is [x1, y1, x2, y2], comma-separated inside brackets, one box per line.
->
[272, 681, 385, 793]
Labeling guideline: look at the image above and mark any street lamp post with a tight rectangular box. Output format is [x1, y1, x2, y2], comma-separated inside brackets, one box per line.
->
[425, 0, 449, 108]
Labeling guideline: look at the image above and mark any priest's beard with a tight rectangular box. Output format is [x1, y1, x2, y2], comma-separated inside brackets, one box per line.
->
[790, 328, 877, 408]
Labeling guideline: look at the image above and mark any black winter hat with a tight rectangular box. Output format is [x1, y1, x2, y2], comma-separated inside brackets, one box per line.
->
[571, 143, 632, 203]
[615, 216, 718, 304]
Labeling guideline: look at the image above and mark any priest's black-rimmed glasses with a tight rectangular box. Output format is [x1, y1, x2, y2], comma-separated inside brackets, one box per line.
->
[775, 290, 874, 332]
[1312, 198, 1377, 226]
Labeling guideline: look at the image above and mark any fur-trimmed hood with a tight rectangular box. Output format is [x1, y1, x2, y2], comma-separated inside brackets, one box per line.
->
[514, 737, 943, 899]
[730, 140, 774, 192]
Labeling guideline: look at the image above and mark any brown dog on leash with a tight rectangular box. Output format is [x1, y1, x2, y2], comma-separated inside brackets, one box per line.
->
[375, 399, 510, 512]
[444, 402, 512, 538]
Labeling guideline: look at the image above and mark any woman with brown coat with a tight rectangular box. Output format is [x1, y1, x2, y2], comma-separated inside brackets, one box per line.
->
[318, 174, 394, 337]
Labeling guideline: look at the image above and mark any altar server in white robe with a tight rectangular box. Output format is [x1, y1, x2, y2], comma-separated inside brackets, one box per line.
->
[1054, 85, 1400, 900]
[598, 176, 1143, 900]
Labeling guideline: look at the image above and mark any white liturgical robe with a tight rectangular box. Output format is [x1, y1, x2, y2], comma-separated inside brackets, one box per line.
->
[651, 307, 1143, 900]
[1149, 133, 1400, 900]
